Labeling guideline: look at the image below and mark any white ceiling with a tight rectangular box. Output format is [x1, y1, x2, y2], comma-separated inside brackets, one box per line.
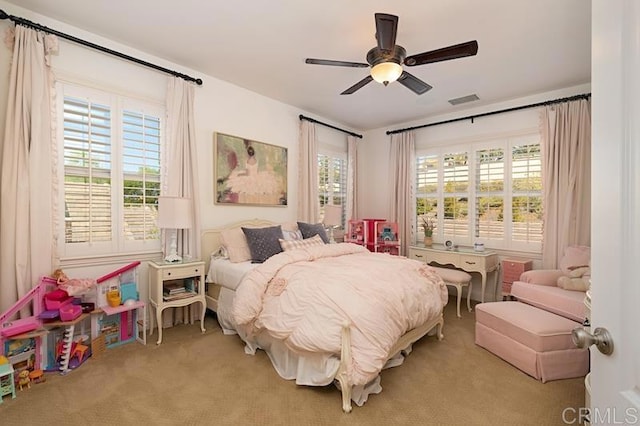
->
[4, 0, 591, 131]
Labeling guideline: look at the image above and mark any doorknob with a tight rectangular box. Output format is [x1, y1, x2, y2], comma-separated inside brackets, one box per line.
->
[572, 327, 614, 355]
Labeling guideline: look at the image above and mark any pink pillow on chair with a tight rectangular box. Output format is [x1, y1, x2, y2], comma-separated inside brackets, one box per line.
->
[558, 246, 590, 275]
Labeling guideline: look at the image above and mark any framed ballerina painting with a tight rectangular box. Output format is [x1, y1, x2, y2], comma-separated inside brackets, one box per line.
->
[214, 132, 288, 206]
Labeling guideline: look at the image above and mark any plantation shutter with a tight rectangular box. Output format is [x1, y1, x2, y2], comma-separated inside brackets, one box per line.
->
[63, 96, 112, 244]
[512, 143, 543, 243]
[476, 148, 505, 241]
[442, 152, 469, 238]
[318, 153, 347, 225]
[416, 154, 439, 233]
[122, 111, 161, 241]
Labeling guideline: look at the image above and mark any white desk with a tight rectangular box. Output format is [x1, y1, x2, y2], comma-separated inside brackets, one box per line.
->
[409, 244, 500, 303]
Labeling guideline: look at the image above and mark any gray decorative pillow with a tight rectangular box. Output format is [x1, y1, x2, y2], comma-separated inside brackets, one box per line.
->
[297, 222, 329, 244]
[241, 225, 284, 263]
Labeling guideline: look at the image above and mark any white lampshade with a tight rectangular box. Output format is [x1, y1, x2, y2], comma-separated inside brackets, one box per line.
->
[323, 205, 342, 227]
[370, 62, 403, 85]
[157, 196, 193, 230]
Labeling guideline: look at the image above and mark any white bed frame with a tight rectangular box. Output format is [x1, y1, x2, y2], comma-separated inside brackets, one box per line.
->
[201, 219, 444, 413]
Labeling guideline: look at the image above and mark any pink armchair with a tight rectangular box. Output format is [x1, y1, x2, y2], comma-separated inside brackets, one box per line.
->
[511, 246, 590, 323]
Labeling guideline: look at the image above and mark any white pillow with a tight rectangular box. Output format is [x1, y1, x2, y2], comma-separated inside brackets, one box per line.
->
[279, 234, 325, 251]
[220, 228, 251, 263]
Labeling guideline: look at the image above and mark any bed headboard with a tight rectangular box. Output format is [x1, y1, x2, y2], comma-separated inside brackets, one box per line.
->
[200, 219, 277, 273]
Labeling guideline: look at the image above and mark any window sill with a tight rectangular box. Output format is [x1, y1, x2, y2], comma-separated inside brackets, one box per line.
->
[60, 251, 162, 269]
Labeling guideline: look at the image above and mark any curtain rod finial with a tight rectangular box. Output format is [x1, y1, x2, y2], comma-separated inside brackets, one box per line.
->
[0, 10, 9, 20]
[195, 78, 203, 86]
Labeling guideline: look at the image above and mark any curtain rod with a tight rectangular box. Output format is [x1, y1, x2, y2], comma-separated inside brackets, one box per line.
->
[299, 114, 362, 139]
[386, 93, 591, 135]
[0, 9, 203, 85]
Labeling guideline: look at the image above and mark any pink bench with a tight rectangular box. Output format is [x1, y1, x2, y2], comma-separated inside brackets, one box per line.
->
[475, 301, 589, 382]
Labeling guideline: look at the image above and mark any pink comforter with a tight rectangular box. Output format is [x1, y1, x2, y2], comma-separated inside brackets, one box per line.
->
[232, 243, 447, 386]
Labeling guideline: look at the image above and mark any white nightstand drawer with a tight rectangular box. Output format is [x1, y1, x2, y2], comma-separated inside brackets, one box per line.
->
[162, 265, 203, 280]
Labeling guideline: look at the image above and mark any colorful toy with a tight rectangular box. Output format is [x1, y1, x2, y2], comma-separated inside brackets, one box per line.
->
[0, 276, 56, 375]
[0, 363, 16, 403]
[1, 262, 145, 381]
[59, 304, 82, 322]
[28, 369, 45, 384]
[106, 289, 121, 307]
[52, 269, 97, 297]
[91, 262, 146, 347]
[17, 369, 30, 390]
[0, 277, 54, 340]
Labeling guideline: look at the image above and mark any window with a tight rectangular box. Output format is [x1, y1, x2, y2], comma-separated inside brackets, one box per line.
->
[416, 154, 439, 226]
[443, 151, 469, 237]
[476, 148, 505, 242]
[59, 84, 163, 257]
[511, 143, 542, 244]
[415, 134, 542, 252]
[318, 151, 347, 226]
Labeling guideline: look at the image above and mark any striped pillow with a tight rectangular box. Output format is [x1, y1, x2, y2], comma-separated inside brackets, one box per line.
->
[279, 234, 325, 251]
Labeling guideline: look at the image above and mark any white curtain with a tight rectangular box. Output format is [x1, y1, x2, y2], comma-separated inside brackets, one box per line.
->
[161, 77, 201, 326]
[540, 98, 591, 268]
[0, 26, 57, 313]
[346, 135, 359, 220]
[298, 120, 319, 222]
[388, 132, 416, 256]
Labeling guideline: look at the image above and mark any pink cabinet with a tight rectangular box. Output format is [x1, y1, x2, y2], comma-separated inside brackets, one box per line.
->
[501, 258, 533, 296]
[373, 221, 400, 255]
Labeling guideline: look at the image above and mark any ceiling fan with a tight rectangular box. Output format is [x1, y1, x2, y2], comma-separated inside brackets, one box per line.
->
[305, 13, 478, 95]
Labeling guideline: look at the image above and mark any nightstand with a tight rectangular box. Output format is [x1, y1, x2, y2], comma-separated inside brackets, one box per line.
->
[501, 258, 533, 299]
[148, 259, 206, 344]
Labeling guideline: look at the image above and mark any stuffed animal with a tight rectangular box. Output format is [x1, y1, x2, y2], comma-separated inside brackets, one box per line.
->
[18, 369, 31, 390]
[557, 265, 590, 291]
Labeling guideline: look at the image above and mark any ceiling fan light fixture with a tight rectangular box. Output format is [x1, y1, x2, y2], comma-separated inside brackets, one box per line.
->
[370, 61, 402, 86]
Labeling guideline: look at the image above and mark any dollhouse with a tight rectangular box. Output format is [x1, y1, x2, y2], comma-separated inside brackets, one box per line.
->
[346, 219, 400, 255]
[0, 261, 146, 386]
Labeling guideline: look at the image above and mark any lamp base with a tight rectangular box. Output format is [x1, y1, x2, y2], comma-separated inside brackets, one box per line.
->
[164, 253, 183, 263]
[164, 229, 182, 262]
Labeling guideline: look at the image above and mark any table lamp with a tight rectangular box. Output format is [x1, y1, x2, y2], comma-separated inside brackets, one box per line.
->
[322, 204, 342, 244]
[157, 196, 192, 262]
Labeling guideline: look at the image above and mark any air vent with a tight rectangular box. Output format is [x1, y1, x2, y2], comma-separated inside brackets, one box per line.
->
[448, 94, 480, 105]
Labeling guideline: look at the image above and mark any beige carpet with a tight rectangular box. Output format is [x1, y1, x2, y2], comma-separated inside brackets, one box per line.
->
[1, 298, 585, 425]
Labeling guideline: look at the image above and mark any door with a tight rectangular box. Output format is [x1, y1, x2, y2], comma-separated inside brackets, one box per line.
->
[591, 1, 640, 424]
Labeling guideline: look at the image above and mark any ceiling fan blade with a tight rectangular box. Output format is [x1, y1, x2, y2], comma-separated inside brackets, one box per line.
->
[305, 58, 369, 68]
[341, 75, 374, 95]
[374, 13, 398, 51]
[397, 71, 432, 95]
[404, 40, 479, 66]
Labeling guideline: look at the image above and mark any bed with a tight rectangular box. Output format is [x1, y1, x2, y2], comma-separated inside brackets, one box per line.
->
[201, 219, 446, 413]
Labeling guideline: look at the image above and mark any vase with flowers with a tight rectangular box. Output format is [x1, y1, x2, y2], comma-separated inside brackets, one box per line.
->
[421, 216, 435, 247]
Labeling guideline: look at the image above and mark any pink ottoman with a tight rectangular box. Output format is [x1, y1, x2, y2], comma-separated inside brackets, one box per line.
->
[475, 301, 589, 382]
